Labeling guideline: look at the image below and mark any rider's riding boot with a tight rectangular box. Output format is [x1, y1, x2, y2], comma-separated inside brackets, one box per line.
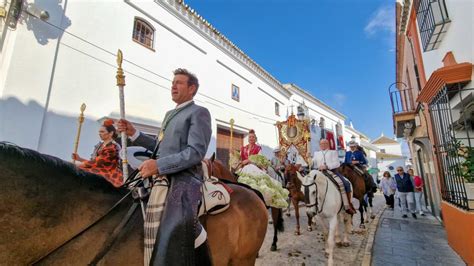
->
[346, 192, 356, 215]
[195, 240, 212, 266]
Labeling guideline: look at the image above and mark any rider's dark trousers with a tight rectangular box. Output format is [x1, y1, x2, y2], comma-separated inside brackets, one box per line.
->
[151, 174, 203, 266]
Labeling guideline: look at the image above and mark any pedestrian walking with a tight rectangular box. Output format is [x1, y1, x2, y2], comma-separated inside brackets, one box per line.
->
[379, 171, 396, 209]
[394, 166, 417, 219]
[408, 169, 426, 216]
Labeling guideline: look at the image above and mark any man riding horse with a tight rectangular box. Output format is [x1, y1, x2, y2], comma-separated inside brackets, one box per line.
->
[312, 139, 356, 215]
[344, 140, 377, 192]
[118, 68, 212, 265]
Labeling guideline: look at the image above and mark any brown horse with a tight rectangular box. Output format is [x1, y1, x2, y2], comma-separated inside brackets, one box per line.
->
[284, 164, 308, 235]
[0, 142, 268, 265]
[212, 159, 285, 252]
[337, 163, 371, 228]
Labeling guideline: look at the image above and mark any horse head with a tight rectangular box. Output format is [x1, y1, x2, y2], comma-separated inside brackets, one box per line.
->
[298, 170, 321, 216]
[203, 155, 238, 183]
[284, 164, 302, 190]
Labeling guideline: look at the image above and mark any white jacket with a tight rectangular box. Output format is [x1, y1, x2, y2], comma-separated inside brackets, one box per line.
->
[312, 150, 340, 170]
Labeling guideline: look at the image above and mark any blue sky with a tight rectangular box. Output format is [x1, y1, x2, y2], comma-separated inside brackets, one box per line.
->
[186, 0, 396, 140]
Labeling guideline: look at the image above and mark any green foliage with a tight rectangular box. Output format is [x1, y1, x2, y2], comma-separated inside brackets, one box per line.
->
[249, 154, 271, 169]
[454, 141, 474, 183]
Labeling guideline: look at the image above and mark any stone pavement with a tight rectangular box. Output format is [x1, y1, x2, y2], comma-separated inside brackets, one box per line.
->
[372, 206, 465, 266]
[256, 194, 385, 265]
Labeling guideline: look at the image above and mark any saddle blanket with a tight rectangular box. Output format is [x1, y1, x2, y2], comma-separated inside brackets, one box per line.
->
[143, 162, 231, 266]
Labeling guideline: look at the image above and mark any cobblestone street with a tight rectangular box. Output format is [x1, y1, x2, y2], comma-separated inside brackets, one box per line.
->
[256, 194, 385, 266]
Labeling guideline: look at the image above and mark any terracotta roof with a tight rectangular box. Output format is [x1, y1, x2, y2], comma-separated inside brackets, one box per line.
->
[417, 62, 473, 103]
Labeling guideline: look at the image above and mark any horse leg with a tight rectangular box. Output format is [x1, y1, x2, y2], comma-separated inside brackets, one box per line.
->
[270, 208, 279, 251]
[293, 199, 301, 235]
[306, 212, 313, 231]
[342, 213, 351, 246]
[368, 195, 375, 219]
[335, 215, 342, 247]
[358, 200, 366, 229]
[326, 215, 338, 266]
[285, 196, 291, 217]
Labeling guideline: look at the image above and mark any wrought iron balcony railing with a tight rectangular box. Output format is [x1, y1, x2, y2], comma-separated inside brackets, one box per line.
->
[390, 87, 416, 115]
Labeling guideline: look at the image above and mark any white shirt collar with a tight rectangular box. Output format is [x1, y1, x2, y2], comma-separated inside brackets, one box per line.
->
[175, 100, 193, 109]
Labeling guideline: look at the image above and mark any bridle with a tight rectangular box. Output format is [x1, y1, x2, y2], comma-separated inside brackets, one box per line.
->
[301, 172, 329, 214]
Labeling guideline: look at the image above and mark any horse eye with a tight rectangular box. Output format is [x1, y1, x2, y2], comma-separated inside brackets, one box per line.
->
[312, 191, 316, 195]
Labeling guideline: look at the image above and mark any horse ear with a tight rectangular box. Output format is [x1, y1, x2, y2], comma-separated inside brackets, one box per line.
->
[296, 171, 304, 183]
[210, 152, 216, 162]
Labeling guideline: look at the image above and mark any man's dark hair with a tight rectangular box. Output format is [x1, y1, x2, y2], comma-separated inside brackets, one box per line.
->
[173, 68, 199, 92]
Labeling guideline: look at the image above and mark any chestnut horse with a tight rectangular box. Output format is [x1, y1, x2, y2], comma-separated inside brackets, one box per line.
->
[0, 142, 268, 265]
[337, 163, 372, 228]
[214, 159, 285, 252]
[284, 164, 308, 235]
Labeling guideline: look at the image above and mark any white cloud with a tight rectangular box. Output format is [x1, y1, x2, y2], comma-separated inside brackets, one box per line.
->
[364, 5, 395, 36]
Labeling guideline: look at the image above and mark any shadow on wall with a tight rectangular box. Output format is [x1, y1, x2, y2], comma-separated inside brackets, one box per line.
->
[0, 97, 101, 160]
[19, 0, 71, 45]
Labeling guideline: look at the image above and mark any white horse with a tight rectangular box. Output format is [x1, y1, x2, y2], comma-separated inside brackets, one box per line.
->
[297, 170, 353, 266]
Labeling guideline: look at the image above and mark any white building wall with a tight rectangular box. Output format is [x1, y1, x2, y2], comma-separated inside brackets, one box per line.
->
[376, 143, 403, 156]
[0, 0, 289, 160]
[0, 0, 369, 162]
[420, 0, 474, 78]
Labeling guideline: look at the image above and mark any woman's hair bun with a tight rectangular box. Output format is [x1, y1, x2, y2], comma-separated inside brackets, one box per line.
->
[103, 119, 114, 127]
[249, 129, 255, 134]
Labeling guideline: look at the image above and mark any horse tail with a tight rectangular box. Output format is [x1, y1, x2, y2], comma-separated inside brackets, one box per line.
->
[276, 209, 284, 232]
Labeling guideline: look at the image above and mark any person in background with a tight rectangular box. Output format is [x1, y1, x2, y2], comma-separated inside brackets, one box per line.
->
[72, 119, 123, 187]
[240, 129, 262, 166]
[394, 166, 417, 219]
[408, 169, 426, 216]
[313, 139, 356, 214]
[379, 171, 396, 209]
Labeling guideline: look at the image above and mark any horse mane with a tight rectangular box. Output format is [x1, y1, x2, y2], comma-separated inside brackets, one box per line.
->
[0, 141, 115, 189]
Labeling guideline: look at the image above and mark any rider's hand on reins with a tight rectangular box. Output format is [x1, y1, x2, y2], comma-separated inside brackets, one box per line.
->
[138, 159, 159, 178]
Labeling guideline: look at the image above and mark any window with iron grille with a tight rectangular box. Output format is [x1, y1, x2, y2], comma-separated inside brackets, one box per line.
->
[275, 102, 280, 116]
[133, 18, 155, 50]
[429, 84, 474, 210]
[415, 0, 450, 52]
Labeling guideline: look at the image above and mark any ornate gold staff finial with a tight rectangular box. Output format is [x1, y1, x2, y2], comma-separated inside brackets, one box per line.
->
[116, 49, 128, 180]
[116, 49, 125, 87]
[72, 103, 87, 163]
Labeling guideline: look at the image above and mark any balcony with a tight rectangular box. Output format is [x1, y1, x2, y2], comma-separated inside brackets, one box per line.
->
[389, 85, 417, 138]
[415, 0, 451, 52]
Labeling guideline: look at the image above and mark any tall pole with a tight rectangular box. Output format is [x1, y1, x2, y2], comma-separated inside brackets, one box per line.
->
[116, 49, 128, 181]
[72, 103, 86, 163]
[229, 118, 235, 171]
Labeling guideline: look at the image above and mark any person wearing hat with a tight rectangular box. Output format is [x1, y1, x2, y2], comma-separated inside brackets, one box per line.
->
[344, 140, 368, 166]
[270, 148, 285, 172]
[313, 139, 356, 214]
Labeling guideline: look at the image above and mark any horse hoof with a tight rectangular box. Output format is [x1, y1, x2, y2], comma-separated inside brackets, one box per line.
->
[286, 213, 291, 217]
[342, 242, 350, 247]
[359, 224, 366, 229]
[307, 227, 312, 232]
[269, 220, 273, 224]
[294, 231, 301, 236]
[270, 245, 277, 252]
[370, 215, 375, 219]
[336, 242, 343, 247]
